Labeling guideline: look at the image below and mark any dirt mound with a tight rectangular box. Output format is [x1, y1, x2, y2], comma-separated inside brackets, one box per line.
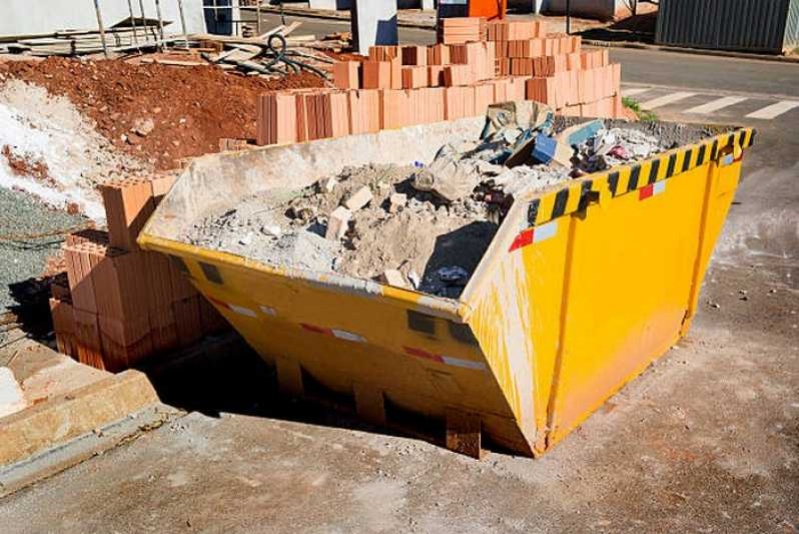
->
[0, 57, 325, 171]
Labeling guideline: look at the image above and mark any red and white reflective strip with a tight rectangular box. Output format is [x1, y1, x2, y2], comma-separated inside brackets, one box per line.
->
[208, 296, 257, 318]
[301, 323, 367, 343]
[403, 347, 487, 371]
[509, 220, 558, 252]
[260, 305, 278, 316]
[639, 181, 666, 201]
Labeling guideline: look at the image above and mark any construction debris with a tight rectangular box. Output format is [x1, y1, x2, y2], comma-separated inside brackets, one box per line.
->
[183, 111, 710, 299]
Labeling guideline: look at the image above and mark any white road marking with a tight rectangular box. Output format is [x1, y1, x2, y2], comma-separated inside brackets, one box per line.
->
[746, 100, 799, 120]
[639, 92, 697, 110]
[686, 96, 747, 115]
[621, 87, 651, 98]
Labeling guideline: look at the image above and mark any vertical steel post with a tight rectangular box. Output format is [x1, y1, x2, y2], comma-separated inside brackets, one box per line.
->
[566, 0, 571, 35]
[176, 0, 190, 48]
[93, 0, 110, 58]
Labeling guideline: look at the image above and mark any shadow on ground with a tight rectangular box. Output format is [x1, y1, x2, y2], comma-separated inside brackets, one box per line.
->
[139, 332, 514, 456]
[578, 11, 657, 44]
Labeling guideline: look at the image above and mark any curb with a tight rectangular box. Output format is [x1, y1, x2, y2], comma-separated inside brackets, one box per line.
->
[0, 404, 178, 498]
[0, 369, 160, 468]
[582, 39, 799, 64]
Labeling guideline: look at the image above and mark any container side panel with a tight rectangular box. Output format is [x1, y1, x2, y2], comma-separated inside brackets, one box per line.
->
[467, 208, 570, 454]
[161, 248, 527, 450]
[547, 162, 707, 446]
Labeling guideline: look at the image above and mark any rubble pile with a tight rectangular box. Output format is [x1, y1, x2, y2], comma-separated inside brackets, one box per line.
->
[185, 105, 698, 299]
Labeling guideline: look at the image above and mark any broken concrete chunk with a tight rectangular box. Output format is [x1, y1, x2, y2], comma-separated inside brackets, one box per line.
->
[381, 269, 407, 288]
[320, 177, 338, 193]
[325, 206, 352, 240]
[388, 193, 407, 213]
[260, 224, 283, 238]
[0, 367, 27, 418]
[288, 203, 317, 223]
[239, 232, 254, 246]
[412, 155, 481, 203]
[133, 117, 155, 137]
[344, 186, 373, 212]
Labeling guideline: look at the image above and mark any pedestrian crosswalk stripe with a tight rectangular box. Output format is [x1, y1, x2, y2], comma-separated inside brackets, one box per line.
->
[621, 88, 650, 98]
[745, 100, 799, 120]
[639, 92, 697, 110]
[685, 96, 747, 115]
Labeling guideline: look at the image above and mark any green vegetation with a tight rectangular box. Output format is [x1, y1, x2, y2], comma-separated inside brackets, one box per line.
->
[622, 96, 658, 122]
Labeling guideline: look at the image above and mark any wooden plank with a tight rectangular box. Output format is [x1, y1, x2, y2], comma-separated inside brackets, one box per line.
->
[445, 408, 484, 459]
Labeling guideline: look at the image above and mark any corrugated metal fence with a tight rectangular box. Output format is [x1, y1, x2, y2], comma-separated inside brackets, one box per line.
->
[656, 0, 798, 54]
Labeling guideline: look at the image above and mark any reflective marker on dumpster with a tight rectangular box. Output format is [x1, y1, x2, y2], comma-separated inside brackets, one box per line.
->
[302, 323, 367, 343]
[509, 220, 558, 252]
[404, 347, 487, 371]
[639, 181, 667, 201]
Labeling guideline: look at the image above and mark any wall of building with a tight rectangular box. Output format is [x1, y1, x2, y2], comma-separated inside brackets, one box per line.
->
[0, 0, 206, 38]
[656, 0, 793, 54]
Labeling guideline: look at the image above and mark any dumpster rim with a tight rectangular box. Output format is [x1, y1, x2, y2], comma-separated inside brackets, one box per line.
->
[139, 126, 753, 322]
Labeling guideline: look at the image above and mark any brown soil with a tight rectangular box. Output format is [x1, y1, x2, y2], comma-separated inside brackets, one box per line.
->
[0, 57, 326, 171]
[1, 145, 54, 186]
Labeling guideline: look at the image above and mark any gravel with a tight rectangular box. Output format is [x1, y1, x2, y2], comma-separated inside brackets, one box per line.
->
[0, 186, 85, 312]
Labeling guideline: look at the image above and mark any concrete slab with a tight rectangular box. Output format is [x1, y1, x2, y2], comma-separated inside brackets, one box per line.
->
[0, 367, 159, 468]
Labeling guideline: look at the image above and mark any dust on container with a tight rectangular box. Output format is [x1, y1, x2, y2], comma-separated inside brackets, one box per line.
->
[138, 116, 755, 458]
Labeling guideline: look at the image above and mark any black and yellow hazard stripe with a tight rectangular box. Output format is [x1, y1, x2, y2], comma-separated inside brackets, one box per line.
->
[526, 127, 756, 227]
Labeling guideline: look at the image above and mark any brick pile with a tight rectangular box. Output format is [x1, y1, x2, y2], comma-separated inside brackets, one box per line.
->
[49, 176, 228, 372]
[256, 18, 623, 146]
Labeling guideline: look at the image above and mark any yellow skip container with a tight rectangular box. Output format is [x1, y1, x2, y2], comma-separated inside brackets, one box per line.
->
[139, 117, 755, 457]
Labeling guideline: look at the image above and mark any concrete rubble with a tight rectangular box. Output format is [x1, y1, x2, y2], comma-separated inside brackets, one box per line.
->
[185, 106, 707, 299]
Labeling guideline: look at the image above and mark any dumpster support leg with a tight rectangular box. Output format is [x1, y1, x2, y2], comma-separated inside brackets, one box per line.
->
[276, 358, 304, 398]
[353, 383, 386, 426]
[445, 408, 483, 459]
[681, 159, 720, 336]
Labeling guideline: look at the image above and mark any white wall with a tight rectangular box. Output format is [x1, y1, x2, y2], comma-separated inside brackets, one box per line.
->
[0, 0, 206, 37]
[352, 0, 398, 55]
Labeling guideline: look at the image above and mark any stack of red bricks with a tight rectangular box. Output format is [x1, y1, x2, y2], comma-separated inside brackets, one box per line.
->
[437, 17, 488, 44]
[255, 18, 623, 147]
[525, 49, 621, 117]
[49, 175, 228, 372]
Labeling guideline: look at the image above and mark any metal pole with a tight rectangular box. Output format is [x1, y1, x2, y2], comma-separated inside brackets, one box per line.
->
[176, 0, 190, 48]
[137, 0, 152, 42]
[565, 0, 571, 35]
[92, 0, 110, 58]
[126, 0, 140, 46]
[154, 0, 166, 49]
[256, 0, 262, 36]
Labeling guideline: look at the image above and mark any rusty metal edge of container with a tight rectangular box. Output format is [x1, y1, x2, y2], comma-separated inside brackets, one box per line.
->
[139, 123, 755, 458]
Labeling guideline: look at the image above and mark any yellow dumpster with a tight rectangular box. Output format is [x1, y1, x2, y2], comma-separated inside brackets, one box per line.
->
[139, 116, 755, 458]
